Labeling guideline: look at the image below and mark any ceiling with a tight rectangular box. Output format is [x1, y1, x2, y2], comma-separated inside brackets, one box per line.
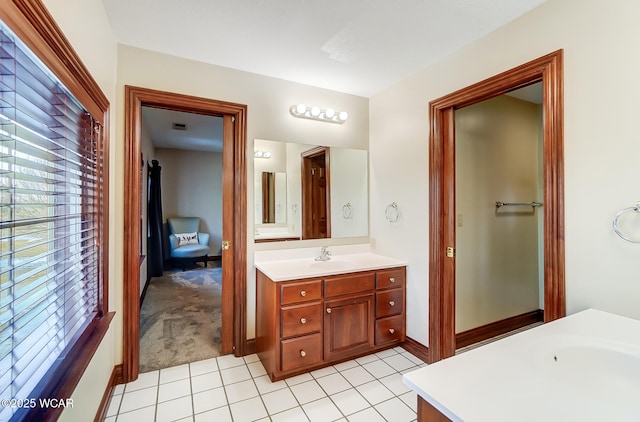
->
[141, 107, 223, 152]
[102, 0, 548, 98]
[130, 1, 546, 152]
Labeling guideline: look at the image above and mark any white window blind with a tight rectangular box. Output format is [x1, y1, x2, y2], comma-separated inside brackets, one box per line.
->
[0, 19, 104, 421]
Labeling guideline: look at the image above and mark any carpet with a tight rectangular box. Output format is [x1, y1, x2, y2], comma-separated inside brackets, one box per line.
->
[139, 266, 222, 372]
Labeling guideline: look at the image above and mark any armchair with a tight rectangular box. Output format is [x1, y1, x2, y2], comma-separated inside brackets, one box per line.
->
[167, 217, 211, 268]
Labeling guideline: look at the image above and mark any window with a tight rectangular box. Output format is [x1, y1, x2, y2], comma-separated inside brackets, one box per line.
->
[0, 12, 108, 421]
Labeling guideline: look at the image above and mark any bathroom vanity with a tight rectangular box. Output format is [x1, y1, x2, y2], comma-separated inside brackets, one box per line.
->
[255, 251, 406, 381]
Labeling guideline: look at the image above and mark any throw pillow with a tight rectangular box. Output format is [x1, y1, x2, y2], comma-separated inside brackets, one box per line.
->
[175, 232, 198, 247]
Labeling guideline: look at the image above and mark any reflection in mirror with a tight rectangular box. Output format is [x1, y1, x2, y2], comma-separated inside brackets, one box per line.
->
[254, 139, 368, 243]
[261, 172, 286, 224]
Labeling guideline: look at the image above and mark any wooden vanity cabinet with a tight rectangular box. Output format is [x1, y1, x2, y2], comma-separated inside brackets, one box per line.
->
[256, 266, 406, 381]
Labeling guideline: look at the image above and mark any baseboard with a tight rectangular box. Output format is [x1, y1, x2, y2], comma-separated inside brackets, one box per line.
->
[93, 364, 123, 422]
[245, 338, 256, 356]
[456, 309, 544, 349]
[402, 337, 429, 363]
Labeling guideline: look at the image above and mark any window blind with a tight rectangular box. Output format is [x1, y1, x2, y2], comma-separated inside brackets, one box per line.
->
[0, 19, 104, 421]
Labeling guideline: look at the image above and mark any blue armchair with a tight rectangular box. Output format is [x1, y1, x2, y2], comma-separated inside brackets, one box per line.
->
[167, 217, 210, 268]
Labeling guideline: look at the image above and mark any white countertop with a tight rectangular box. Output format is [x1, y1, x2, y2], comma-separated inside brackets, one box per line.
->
[254, 249, 407, 281]
[254, 232, 299, 240]
[402, 309, 640, 421]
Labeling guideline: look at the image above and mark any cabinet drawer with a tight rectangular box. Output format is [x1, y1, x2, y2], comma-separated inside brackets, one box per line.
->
[281, 333, 323, 372]
[324, 272, 375, 298]
[375, 315, 405, 346]
[281, 303, 322, 338]
[376, 289, 404, 318]
[281, 280, 322, 305]
[376, 268, 405, 290]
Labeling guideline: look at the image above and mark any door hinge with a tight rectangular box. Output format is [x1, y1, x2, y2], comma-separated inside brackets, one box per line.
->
[222, 240, 230, 250]
[446, 247, 456, 258]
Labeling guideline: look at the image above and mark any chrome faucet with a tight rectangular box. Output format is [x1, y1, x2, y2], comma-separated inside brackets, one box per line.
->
[315, 246, 332, 261]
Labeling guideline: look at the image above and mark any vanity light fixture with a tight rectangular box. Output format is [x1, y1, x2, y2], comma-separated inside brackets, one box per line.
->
[254, 150, 271, 159]
[290, 103, 348, 124]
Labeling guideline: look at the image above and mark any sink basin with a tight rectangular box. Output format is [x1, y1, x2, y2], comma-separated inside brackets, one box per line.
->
[309, 260, 355, 270]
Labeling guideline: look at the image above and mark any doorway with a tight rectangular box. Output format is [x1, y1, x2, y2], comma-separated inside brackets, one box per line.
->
[122, 86, 247, 383]
[139, 107, 224, 372]
[454, 85, 545, 350]
[428, 51, 565, 363]
[301, 146, 331, 239]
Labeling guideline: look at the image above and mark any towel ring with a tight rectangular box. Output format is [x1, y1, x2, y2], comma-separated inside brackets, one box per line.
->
[385, 202, 400, 223]
[342, 203, 353, 219]
[613, 202, 640, 243]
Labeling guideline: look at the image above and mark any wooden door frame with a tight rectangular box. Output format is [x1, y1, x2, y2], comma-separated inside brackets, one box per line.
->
[122, 86, 247, 382]
[428, 50, 565, 363]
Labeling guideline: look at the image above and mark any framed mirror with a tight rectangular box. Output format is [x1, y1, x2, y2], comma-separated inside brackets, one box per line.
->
[254, 139, 368, 242]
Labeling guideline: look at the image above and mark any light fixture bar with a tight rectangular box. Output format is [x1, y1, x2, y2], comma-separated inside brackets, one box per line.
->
[254, 150, 271, 158]
[289, 104, 348, 124]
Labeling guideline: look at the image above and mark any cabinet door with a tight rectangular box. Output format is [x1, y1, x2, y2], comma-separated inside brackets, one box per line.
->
[324, 294, 375, 361]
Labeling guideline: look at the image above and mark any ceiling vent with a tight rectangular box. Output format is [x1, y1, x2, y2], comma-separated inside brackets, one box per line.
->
[172, 122, 187, 130]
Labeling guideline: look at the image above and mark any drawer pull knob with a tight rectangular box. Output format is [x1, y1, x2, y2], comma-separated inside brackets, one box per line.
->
[300, 350, 306, 357]
[389, 301, 395, 307]
[389, 328, 395, 334]
[389, 277, 395, 283]
[326, 308, 332, 314]
[300, 318, 307, 324]
[300, 290, 307, 297]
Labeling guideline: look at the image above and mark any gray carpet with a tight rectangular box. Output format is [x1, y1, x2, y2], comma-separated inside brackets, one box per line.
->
[139, 266, 222, 373]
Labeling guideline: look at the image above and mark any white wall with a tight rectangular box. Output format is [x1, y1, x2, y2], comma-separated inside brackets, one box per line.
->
[116, 45, 370, 339]
[369, 0, 640, 346]
[156, 148, 223, 254]
[455, 95, 541, 332]
[40, 0, 120, 421]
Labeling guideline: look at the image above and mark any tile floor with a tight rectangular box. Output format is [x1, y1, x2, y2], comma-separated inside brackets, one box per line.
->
[105, 347, 426, 422]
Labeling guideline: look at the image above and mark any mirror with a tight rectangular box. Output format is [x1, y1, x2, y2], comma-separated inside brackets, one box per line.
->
[254, 139, 368, 242]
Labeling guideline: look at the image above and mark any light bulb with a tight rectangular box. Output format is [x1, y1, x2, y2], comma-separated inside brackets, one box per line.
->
[296, 104, 306, 115]
[338, 111, 348, 121]
[263, 151, 271, 158]
[254, 151, 263, 158]
[311, 106, 320, 117]
[325, 108, 335, 118]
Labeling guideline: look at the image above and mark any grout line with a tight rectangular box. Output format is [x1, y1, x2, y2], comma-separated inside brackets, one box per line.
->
[112, 350, 423, 421]
[188, 362, 195, 422]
